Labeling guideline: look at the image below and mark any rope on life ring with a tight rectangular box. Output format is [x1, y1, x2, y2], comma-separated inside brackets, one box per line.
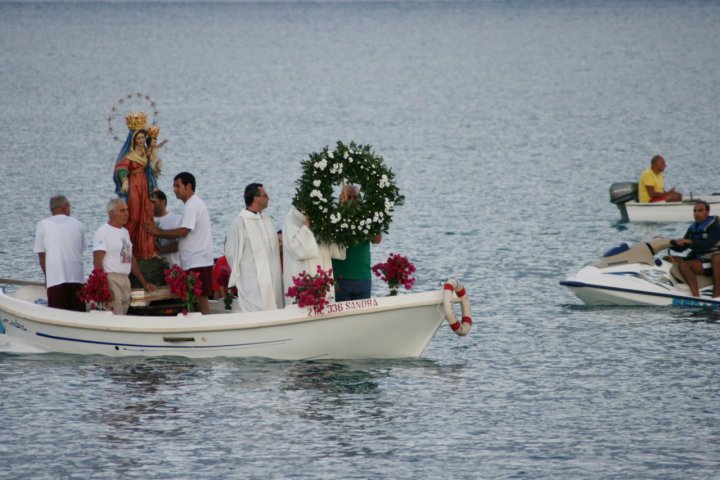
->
[442, 278, 472, 336]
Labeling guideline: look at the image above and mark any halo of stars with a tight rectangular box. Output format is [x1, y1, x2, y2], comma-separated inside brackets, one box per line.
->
[107, 92, 159, 142]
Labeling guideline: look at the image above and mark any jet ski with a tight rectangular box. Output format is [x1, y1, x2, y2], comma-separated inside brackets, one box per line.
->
[560, 237, 720, 307]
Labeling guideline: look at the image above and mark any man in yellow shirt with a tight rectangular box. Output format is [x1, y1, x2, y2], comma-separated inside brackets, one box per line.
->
[638, 155, 683, 202]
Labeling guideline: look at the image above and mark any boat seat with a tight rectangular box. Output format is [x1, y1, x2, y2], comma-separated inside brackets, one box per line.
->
[593, 242, 655, 268]
[669, 264, 713, 289]
[130, 286, 175, 307]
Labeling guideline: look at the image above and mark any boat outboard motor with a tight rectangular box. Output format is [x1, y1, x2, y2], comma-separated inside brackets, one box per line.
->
[609, 182, 638, 222]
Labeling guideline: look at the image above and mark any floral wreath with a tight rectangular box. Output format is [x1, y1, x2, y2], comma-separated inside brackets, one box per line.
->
[292, 141, 404, 247]
[106, 92, 159, 142]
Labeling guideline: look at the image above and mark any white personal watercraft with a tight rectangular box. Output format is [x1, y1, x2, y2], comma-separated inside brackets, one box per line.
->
[561, 237, 720, 307]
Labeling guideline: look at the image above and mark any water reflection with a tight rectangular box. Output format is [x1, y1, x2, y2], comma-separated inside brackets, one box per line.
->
[673, 308, 720, 324]
[280, 358, 452, 417]
[612, 222, 630, 232]
[83, 358, 202, 442]
[284, 361, 383, 395]
[282, 362, 387, 422]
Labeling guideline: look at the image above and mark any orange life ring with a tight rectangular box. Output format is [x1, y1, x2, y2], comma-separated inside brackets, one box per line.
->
[443, 279, 472, 336]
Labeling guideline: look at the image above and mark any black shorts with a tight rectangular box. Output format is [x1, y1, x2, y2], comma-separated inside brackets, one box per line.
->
[47, 282, 85, 312]
[188, 266, 213, 298]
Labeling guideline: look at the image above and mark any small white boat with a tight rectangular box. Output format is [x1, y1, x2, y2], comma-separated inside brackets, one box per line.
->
[0, 280, 472, 359]
[560, 237, 720, 307]
[609, 182, 720, 223]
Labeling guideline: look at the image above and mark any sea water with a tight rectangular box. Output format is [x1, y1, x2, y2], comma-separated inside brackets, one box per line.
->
[1, 1, 720, 478]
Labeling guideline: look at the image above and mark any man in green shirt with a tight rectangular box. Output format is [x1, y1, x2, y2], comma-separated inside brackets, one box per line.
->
[332, 185, 382, 301]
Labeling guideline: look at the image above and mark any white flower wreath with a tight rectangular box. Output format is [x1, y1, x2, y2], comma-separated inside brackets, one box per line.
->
[292, 141, 404, 247]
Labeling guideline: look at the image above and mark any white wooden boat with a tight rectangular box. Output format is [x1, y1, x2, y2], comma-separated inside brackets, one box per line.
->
[622, 197, 720, 223]
[0, 280, 471, 359]
[609, 182, 720, 223]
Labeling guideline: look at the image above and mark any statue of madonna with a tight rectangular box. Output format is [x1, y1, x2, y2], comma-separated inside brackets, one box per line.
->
[113, 113, 159, 260]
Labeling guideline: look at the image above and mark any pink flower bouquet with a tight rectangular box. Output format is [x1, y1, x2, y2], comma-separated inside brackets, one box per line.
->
[78, 268, 112, 311]
[372, 253, 416, 296]
[286, 266, 335, 314]
[164, 265, 202, 314]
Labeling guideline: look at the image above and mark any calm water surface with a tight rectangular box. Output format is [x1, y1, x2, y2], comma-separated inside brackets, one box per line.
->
[1, 0, 720, 478]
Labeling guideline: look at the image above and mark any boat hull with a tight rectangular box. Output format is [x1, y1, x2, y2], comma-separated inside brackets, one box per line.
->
[0, 287, 449, 359]
[561, 263, 720, 307]
[561, 280, 719, 307]
[621, 196, 720, 223]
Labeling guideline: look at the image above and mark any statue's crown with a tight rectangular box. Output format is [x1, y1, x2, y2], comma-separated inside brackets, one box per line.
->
[125, 111, 147, 131]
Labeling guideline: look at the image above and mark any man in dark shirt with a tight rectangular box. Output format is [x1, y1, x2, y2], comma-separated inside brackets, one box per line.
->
[670, 200, 720, 297]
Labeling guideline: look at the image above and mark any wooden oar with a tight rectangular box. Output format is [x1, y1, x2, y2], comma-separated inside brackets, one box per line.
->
[0, 278, 45, 287]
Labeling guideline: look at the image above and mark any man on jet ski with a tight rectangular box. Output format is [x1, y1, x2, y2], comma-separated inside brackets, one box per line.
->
[670, 200, 720, 297]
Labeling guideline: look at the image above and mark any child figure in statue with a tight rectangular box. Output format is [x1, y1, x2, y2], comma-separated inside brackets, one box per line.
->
[145, 125, 167, 181]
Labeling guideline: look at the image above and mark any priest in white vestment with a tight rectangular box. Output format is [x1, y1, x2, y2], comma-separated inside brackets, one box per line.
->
[225, 184, 284, 312]
[282, 206, 346, 304]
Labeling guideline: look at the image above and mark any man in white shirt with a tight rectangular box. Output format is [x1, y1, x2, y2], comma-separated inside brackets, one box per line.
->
[146, 172, 214, 314]
[150, 190, 182, 267]
[93, 198, 155, 315]
[34, 195, 86, 311]
[225, 183, 284, 312]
